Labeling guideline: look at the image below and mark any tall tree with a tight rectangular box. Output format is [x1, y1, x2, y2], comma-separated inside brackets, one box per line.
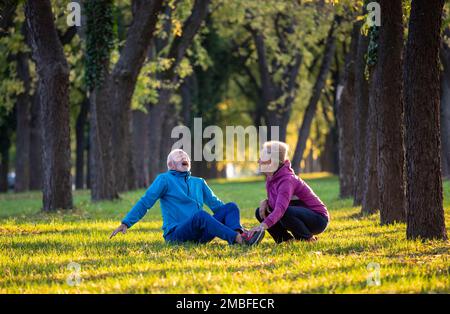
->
[25, 0, 73, 210]
[0, 110, 14, 192]
[246, 13, 302, 142]
[87, 0, 164, 200]
[85, 0, 117, 200]
[108, 0, 164, 192]
[373, 0, 406, 224]
[352, 27, 370, 206]
[336, 23, 358, 198]
[29, 88, 42, 190]
[404, 0, 447, 240]
[13, 36, 31, 193]
[361, 69, 379, 215]
[75, 97, 89, 189]
[292, 15, 341, 174]
[360, 23, 380, 215]
[147, 0, 212, 181]
[440, 28, 450, 179]
[131, 109, 150, 188]
[0, 0, 18, 193]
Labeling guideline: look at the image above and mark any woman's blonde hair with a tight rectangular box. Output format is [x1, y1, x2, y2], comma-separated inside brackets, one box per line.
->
[262, 141, 289, 163]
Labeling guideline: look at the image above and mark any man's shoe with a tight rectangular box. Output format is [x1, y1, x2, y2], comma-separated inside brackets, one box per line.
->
[241, 230, 265, 246]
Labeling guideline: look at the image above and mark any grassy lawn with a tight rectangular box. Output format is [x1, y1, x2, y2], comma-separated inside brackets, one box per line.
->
[0, 174, 449, 293]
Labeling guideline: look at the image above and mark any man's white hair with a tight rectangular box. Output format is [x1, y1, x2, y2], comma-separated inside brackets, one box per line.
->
[167, 149, 189, 169]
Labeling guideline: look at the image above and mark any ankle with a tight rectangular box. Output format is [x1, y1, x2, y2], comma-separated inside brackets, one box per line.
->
[235, 233, 243, 244]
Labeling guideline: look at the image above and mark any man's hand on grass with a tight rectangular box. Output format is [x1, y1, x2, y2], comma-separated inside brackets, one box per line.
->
[110, 223, 128, 239]
[259, 199, 269, 219]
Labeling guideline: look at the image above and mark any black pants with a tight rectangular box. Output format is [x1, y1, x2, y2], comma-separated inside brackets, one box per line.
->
[255, 206, 329, 243]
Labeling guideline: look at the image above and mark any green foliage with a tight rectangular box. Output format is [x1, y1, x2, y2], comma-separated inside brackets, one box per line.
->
[0, 9, 27, 113]
[85, 0, 115, 90]
[131, 0, 211, 110]
[0, 176, 449, 293]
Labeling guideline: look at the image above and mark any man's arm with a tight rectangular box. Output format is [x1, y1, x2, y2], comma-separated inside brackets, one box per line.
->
[111, 175, 167, 238]
[201, 178, 224, 212]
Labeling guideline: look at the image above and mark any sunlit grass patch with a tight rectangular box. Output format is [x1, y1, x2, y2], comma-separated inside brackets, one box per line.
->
[0, 175, 449, 293]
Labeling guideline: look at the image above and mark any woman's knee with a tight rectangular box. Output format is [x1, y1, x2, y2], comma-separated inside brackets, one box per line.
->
[255, 208, 263, 222]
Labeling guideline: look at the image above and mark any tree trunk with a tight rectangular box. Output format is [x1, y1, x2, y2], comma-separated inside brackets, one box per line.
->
[86, 135, 91, 189]
[147, 0, 211, 181]
[75, 97, 89, 189]
[292, 16, 339, 173]
[132, 109, 150, 188]
[25, 0, 73, 210]
[320, 129, 338, 173]
[375, 0, 406, 224]
[337, 23, 358, 198]
[14, 51, 31, 192]
[89, 0, 163, 197]
[148, 90, 171, 182]
[0, 121, 11, 192]
[404, 0, 447, 240]
[440, 30, 450, 179]
[89, 88, 118, 200]
[441, 72, 450, 179]
[353, 28, 370, 206]
[0, 146, 9, 192]
[29, 89, 42, 190]
[361, 72, 379, 215]
[159, 104, 179, 171]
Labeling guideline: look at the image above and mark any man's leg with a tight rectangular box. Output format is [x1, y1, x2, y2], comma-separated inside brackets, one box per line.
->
[212, 202, 243, 233]
[255, 208, 293, 243]
[280, 206, 328, 240]
[165, 210, 238, 245]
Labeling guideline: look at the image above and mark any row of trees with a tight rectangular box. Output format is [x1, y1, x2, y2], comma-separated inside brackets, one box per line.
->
[0, 0, 448, 240]
[336, 0, 448, 240]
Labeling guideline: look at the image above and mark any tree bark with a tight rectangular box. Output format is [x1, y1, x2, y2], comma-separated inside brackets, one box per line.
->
[0, 143, 9, 192]
[132, 109, 150, 188]
[353, 28, 370, 206]
[441, 72, 450, 178]
[89, 0, 163, 198]
[440, 30, 450, 179]
[337, 23, 358, 198]
[14, 50, 31, 192]
[361, 71, 379, 215]
[0, 117, 12, 192]
[29, 89, 42, 190]
[75, 97, 89, 189]
[404, 0, 447, 240]
[89, 88, 118, 200]
[373, 0, 406, 224]
[25, 0, 73, 210]
[292, 16, 339, 173]
[110, 0, 163, 192]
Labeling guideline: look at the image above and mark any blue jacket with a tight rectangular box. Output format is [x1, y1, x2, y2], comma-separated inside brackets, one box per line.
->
[121, 170, 224, 237]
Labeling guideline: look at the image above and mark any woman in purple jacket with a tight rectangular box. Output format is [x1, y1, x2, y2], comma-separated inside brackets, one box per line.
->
[249, 141, 329, 243]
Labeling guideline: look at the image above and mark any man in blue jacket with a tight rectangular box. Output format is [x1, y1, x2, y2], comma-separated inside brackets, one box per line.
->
[110, 149, 264, 246]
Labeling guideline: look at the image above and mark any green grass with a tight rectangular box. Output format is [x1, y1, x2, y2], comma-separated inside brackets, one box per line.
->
[0, 175, 449, 293]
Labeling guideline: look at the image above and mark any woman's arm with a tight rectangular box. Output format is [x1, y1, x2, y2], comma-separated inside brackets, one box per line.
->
[262, 181, 294, 228]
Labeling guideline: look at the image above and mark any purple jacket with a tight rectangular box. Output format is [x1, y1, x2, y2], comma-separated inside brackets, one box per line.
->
[263, 160, 329, 228]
